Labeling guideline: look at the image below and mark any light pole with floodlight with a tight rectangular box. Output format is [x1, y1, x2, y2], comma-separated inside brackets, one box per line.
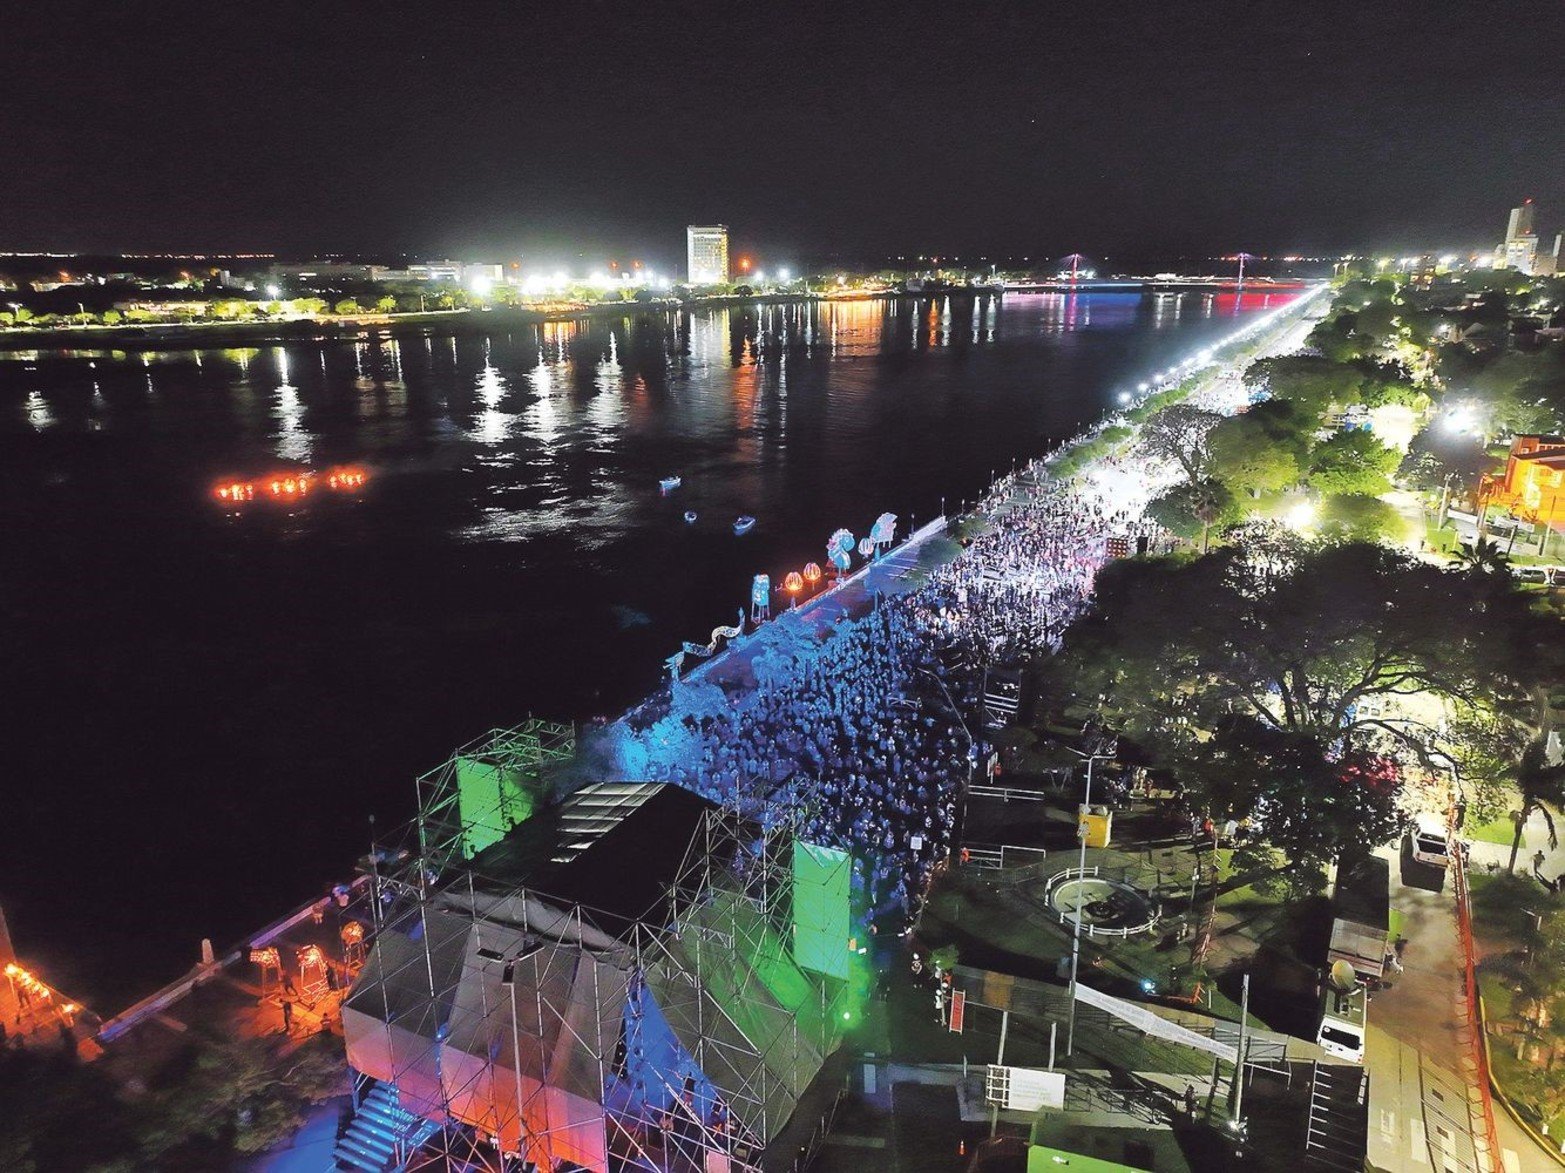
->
[1063, 738, 1115, 1057]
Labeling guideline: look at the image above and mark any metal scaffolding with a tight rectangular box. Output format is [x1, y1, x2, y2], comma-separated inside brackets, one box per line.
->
[341, 724, 852, 1172]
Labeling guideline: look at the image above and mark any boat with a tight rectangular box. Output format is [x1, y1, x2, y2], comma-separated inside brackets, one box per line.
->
[733, 515, 756, 535]
[684, 511, 698, 524]
[659, 476, 682, 492]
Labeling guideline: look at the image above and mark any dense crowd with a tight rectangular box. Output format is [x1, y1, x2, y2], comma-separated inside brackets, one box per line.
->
[607, 346, 1281, 932]
[613, 436, 1178, 928]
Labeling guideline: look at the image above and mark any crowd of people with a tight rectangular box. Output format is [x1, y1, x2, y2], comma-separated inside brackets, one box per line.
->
[602, 343, 1285, 936]
[609, 425, 1187, 930]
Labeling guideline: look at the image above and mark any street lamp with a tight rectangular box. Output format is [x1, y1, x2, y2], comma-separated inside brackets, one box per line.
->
[1063, 738, 1115, 1058]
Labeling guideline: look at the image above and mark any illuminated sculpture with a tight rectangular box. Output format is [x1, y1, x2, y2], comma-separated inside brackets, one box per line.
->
[802, 562, 822, 585]
[750, 573, 771, 623]
[341, 921, 367, 971]
[783, 571, 803, 604]
[298, 943, 330, 1005]
[870, 512, 898, 549]
[249, 946, 283, 1000]
[827, 529, 854, 573]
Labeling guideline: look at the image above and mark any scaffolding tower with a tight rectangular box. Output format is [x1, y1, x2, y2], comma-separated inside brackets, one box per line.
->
[342, 723, 857, 1172]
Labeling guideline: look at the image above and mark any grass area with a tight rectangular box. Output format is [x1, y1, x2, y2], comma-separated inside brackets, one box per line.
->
[1468, 813, 1524, 849]
[1424, 518, 1459, 554]
[1488, 1032, 1565, 1140]
[1479, 970, 1516, 1022]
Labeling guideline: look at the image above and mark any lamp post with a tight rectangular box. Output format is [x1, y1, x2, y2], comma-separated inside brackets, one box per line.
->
[1064, 740, 1114, 1058]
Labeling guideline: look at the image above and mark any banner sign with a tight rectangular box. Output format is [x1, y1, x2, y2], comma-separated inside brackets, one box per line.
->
[1073, 982, 1237, 1063]
[949, 990, 965, 1034]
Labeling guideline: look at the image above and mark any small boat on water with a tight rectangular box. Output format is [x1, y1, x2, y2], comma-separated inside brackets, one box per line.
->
[733, 515, 756, 535]
[684, 511, 698, 524]
[659, 476, 682, 492]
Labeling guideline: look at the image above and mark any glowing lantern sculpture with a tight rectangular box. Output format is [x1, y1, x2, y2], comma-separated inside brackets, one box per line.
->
[750, 574, 771, 623]
[783, 571, 804, 605]
[802, 562, 822, 585]
[298, 944, 329, 1004]
[828, 529, 855, 573]
[340, 921, 367, 970]
[870, 512, 898, 548]
[858, 537, 875, 559]
[250, 946, 283, 999]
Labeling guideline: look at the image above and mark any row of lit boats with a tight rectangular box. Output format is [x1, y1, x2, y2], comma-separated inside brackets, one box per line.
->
[214, 467, 368, 503]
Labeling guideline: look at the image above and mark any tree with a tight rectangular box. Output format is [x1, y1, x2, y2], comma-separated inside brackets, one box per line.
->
[1454, 536, 1510, 577]
[332, 298, 362, 316]
[1139, 405, 1221, 482]
[1186, 716, 1403, 892]
[100, 309, 122, 326]
[375, 295, 397, 314]
[1308, 430, 1400, 496]
[1506, 739, 1565, 874]
[1207, 399, 1311, 495]
[1062, 540, 1547, 789]
[1317, 494, 1411, 544]
[1145, 478, 1238, 551]
[139, 1035, 345, 1160]
[1244, 355, 1356, 418]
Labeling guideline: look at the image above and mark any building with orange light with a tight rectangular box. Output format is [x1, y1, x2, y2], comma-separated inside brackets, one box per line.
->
[1488, 435, 1565, 527]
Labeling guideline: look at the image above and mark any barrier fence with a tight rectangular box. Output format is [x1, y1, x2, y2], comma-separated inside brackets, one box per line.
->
[1451, 842, 1503, 1173]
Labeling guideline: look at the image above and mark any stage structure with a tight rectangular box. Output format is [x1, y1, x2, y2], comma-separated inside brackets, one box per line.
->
[341, 722, 865, 1172]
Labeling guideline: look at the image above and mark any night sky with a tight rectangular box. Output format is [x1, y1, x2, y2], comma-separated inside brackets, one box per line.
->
[2, 2, 1560, 264]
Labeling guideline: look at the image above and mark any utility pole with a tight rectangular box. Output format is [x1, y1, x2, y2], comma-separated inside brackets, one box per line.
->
[1229, 972, 1251, 1132]
[1066, 750, 1103, 1057]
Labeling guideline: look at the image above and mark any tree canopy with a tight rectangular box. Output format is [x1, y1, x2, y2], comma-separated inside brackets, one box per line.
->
[1207, 399, 1311, 495]
[1308, 429, 1400, 496]
[1139, 405, 1221, 483]
[1057, 538, 1553, 876]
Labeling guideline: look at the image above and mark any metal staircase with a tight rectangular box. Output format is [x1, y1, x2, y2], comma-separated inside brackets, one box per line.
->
[332, 1081, 435, 1172]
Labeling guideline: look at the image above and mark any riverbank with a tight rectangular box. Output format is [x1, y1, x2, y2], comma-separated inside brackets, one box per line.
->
[0, 288, 1003, 353]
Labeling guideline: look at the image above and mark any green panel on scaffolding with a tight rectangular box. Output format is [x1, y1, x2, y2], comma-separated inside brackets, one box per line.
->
[792, 841, 851, 979]
[456, 755, 536, 858]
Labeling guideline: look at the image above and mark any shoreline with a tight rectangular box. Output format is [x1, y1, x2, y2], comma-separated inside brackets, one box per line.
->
[0, 281, 1312, 355]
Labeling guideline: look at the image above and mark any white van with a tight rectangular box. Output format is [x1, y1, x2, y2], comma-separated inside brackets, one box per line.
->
[1317, 980, 1367, 1063]
[1409, 814, 1451, 868]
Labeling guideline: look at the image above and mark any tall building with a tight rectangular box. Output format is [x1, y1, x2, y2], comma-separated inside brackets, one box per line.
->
[1506, 199, 1536, 243]
[1499, 199, 1542, 273]
[686, 225, 730, 284]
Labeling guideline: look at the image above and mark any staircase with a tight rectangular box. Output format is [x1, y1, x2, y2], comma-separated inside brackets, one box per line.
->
[333, 1082, 435, 1172]
[1303, 1061, 1368, 1171]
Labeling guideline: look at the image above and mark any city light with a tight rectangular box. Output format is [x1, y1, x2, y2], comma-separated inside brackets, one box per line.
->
[470, 274, 493, 297]
[779, 268, 791, 282]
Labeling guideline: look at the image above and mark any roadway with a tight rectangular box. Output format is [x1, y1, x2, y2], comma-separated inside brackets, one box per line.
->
[1364, 843, 1528, 1172]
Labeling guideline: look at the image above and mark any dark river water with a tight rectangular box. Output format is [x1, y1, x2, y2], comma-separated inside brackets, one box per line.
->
[0, 291, 1294, 1004]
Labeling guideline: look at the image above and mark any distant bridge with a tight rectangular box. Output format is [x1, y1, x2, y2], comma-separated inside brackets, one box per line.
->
[1001, 277, 1314, 293]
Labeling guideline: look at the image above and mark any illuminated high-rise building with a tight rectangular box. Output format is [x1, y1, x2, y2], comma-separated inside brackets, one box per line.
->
[1506, 199, 1536, 243]
[1498, 199, 1541, 273]
[686, 225, 730, 284]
